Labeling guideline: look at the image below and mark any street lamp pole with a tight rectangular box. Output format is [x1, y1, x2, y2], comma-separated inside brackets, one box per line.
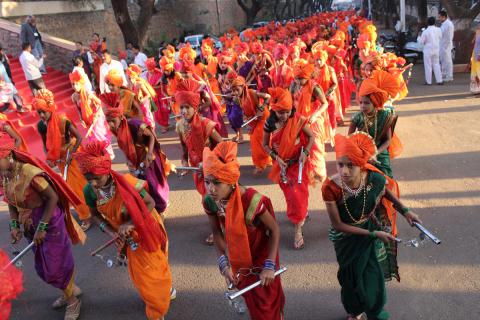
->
[215, 0, 221, 35]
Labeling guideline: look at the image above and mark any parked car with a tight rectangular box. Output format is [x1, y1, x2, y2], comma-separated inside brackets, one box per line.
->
[184, 34, 223, 56]
[252, 21, 269, 29]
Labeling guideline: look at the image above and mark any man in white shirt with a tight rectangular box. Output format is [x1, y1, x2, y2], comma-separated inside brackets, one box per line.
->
[438, 10, 454, 82]
[99, 50, 127, 93]
[19, 42, 46, 95]
[418, 17, 443, 85]
[132, 44, 147, 71]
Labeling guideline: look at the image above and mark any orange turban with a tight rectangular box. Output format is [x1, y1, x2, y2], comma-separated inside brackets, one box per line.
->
[100, 92, 123, 118]
[106, 69, 124, 87]
[162, 45, 175, 59]
[0, 135, 14, 158]
[69, 69, 84, 84]
[326, 45, 337, 55]
[293, 59, 314, 79]
[32, 89, 56, 113]
[250, 42, 263, 54]
[202, 142, 251, 273]
[273, 44, 288, 60]
[145, 58, 157, 71]
[159, 56, 174, 72]
[179, 43, 196, 62]
[174, 79, 201, 109]
[268, 87, 293, 112]
[126, 64, 142, 78]
[314, 49, 328, 62]
[75, 140, 112, 175]
[32, 89, 63, 161]
[357, 34, 370, 50]
[218, 52, 233, 65]
[236, 42, 249, 54]
[335, 132, 377, 168]
[359, 70, 399, 108]
[230, 75, 246, 88]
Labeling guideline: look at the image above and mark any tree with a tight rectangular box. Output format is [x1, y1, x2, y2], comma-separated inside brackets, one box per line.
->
[237, 0, 265, 25]
[111, 0, 156, 48]
[441, 0, 480, 63]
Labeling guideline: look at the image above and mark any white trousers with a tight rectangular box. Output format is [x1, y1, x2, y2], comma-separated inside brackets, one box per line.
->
[440, 45, 453, 80]
[424, 50, 443, 84]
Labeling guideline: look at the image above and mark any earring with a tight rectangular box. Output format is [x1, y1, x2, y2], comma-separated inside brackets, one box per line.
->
[9, 157, 13, 164]
[231, 185, 236, 190]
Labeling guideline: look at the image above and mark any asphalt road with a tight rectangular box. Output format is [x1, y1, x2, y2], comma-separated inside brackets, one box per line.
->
[2, 69, 480, 320]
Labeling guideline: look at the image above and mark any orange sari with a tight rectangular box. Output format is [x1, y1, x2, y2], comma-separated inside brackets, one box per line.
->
[293, 82, 328, 180]
[92, 174, 171, 319]
[240, 89, 272, 169]
[41, 115, 91, 221]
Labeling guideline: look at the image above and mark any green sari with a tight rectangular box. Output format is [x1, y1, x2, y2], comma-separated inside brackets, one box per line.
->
[326, 171, 399, 320]
[352, 108, 397, 178]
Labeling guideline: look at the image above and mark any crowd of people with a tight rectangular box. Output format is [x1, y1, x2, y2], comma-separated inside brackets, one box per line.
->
[1, 8, 442, 320]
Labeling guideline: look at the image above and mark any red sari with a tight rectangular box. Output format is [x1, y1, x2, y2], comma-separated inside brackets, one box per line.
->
[240, 89, 272, 170]
[203, 188, 285, 320]
[176, 116, 217, 195]
[147, 69, 170, 127]
[269, 114, 311, 224]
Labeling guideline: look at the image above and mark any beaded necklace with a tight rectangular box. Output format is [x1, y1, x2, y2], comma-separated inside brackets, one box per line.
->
[340, 174, 368, 224]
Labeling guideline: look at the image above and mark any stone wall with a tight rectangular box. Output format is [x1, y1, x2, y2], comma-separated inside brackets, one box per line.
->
[0, 18, 75, 73]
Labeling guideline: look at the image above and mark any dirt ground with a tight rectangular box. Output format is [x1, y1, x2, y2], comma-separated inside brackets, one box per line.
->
[2, 69, 479, 320]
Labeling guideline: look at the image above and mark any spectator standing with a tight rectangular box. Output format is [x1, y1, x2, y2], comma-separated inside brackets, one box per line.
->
[19, 42, 46, 96]
[20, 15, 46, 73]
[133, 45, 148, 71]
[72, 56, 93, 93]
[418, 17, 443, 85]
[438, 10, 455, 82]
[0, 45, 14, 84]
[72, 41, 92, 81]
[99, 50, 127, 93]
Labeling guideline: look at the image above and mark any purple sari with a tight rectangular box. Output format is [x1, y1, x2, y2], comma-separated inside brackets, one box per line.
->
[27, 205, 74, 290]
[128, 118, 169, 213]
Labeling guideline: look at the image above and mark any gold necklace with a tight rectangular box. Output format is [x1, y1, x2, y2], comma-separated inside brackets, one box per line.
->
[363, 111, 377, 141]
[340, 175, 368, 224]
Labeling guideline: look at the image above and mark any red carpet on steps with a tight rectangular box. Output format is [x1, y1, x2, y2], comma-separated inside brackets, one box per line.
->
[5, 57, 86, 162]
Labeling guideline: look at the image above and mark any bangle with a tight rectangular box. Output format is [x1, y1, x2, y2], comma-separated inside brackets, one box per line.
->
[269, 150, 277, 160]
[37, 221, 48, 232]
[400, 207, 410, 216]
[218, 254, 230, 274]
[369, 231, 377, 238]
[264, 259, 276, 271]
[99, 222, 107, 233]
[9, 219, 20, 230]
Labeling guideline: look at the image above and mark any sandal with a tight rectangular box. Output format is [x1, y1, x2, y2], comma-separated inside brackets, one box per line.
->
[294, 233, 305, 250]
[205, 233, 214, 246]
[80, 220, 91, 232]
[64, 299, 82, 320]
[52, 286, 83, 309]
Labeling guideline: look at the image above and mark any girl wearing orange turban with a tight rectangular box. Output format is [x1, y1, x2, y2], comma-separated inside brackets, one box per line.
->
[0, 136, 84, 320]
[126, 64, 158, 131]
[145, 58, 170, 133]
[322, 132, 421, 320]
[217, 67, 244, 144]
[291, 59, 329, 181]
[75, 141, 172, 320]
[69, 69, 114, 159]
[331, 48, 356, 117]
[174, 78, 224, 197]
[350, 70, 401, 177]
[105, 69, 143, 120]
[101, 91, 171, 216]
[202, 141, 285, 319]
[251, 43, 274, 93]
[174, 78, 224, 245]
[231, 75, 272, 174]
[271, 44, 294, 89]
[33, 89, 92, 230]
[262, 88, 314, 249]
